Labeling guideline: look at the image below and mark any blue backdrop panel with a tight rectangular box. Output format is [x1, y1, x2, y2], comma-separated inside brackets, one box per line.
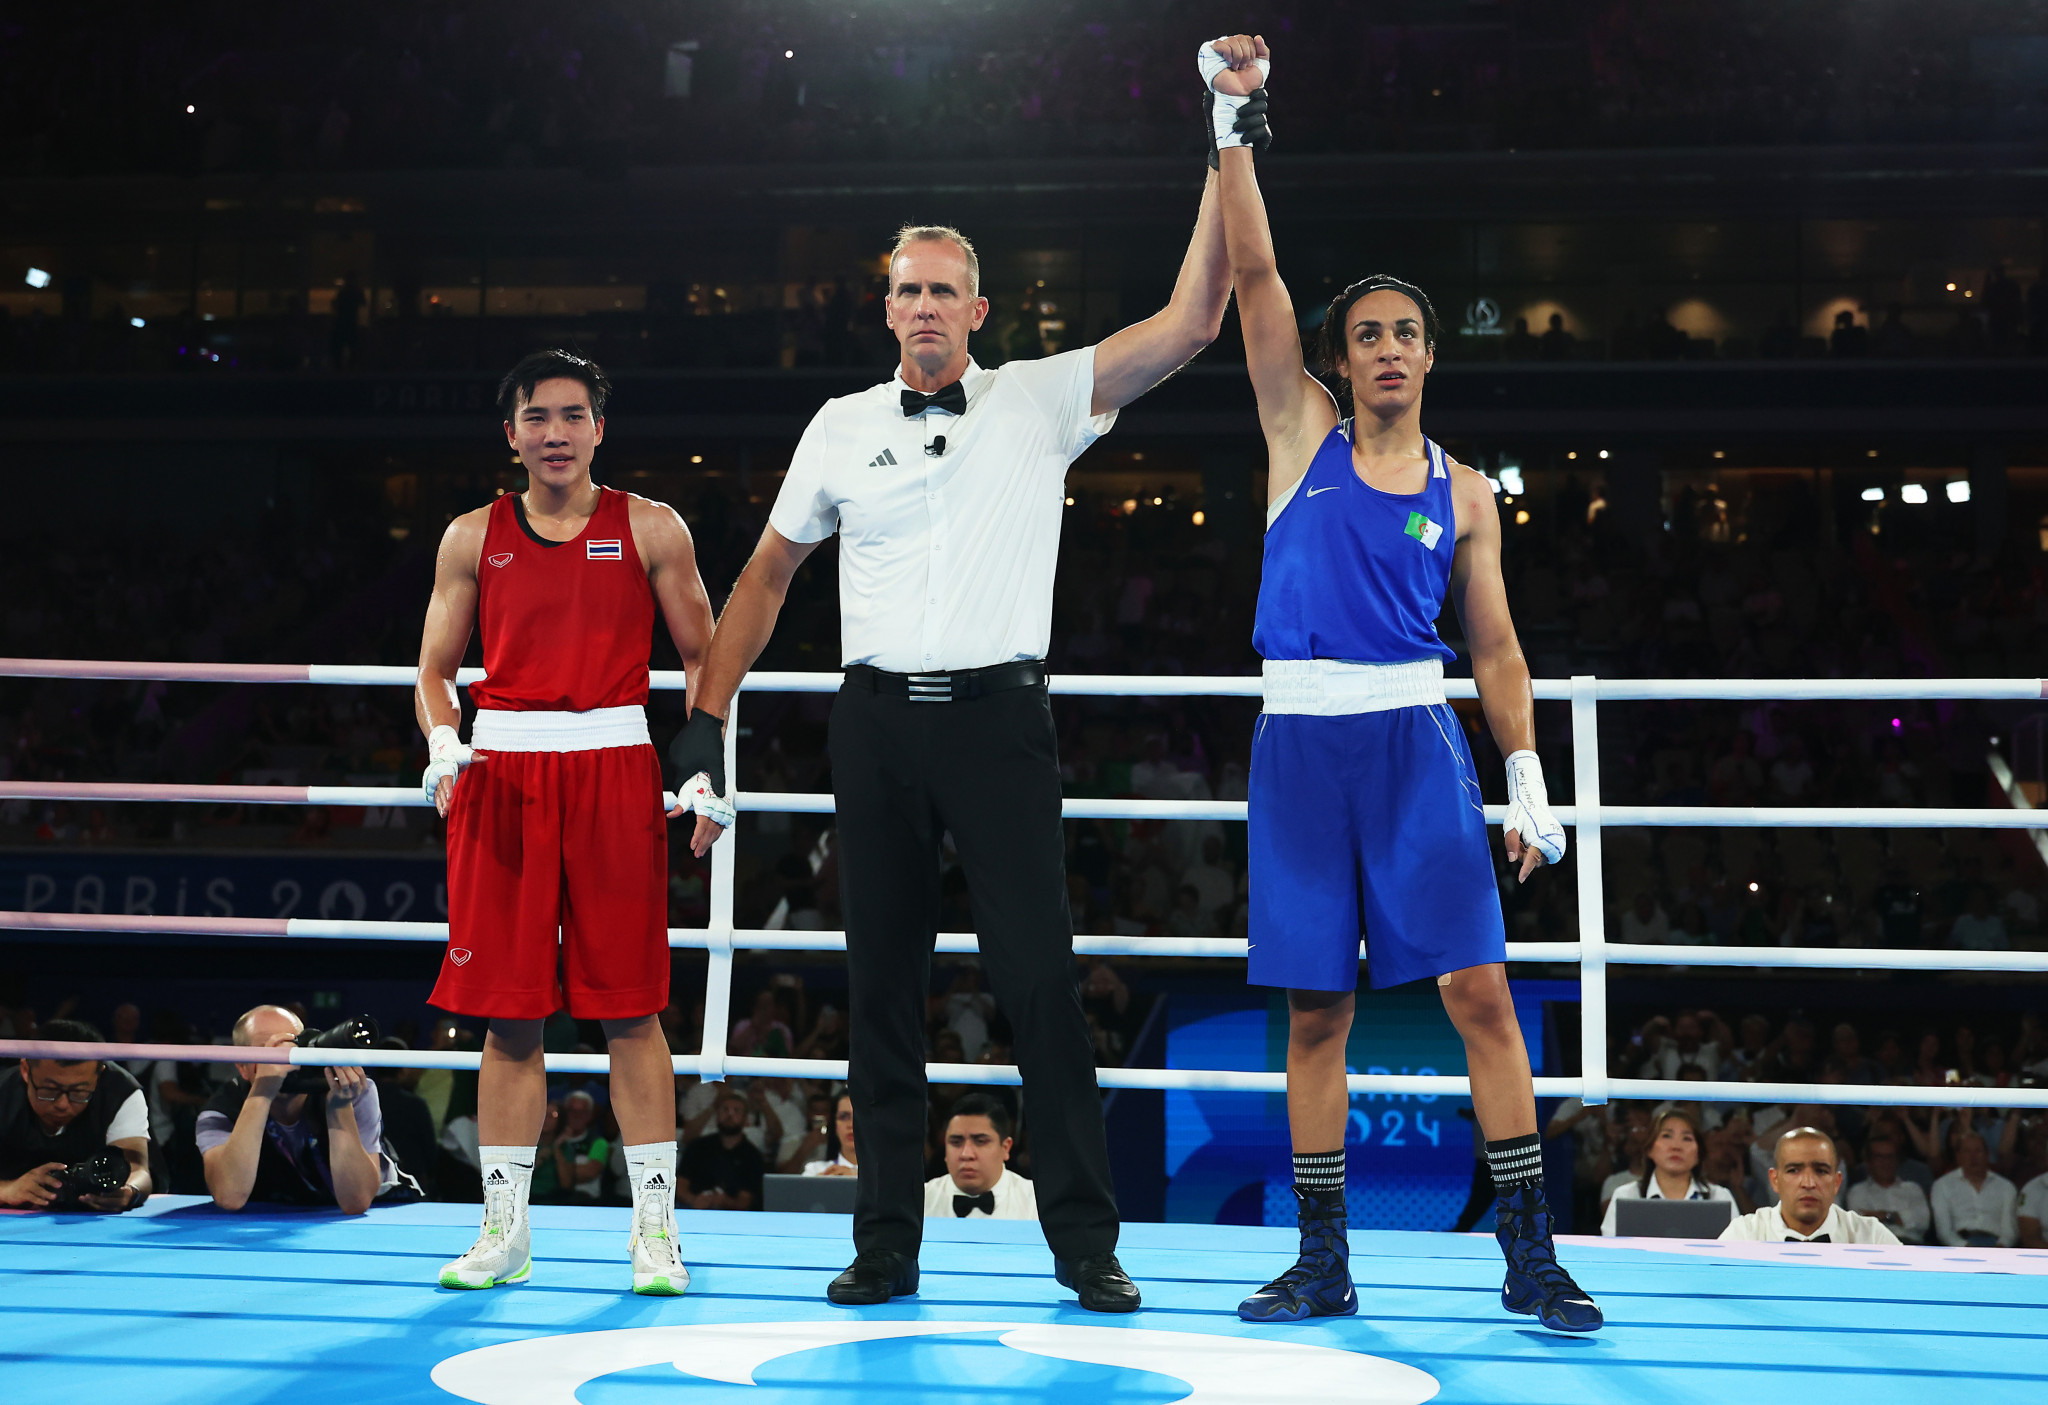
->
[1165, 984, 1564, 1230]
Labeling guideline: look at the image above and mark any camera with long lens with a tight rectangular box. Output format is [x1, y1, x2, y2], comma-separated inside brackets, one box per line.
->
[51, 1146, 129, 1208]
[280, 1014, 381, 1095]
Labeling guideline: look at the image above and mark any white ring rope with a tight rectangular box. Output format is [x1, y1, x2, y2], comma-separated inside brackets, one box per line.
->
[1, 658, 2042, 701]
[1, 1037, 2042, 1110]
[6, 780, 2048, 835]
[5, 910, 2045, 977]
[6, 659, 2047, 1108]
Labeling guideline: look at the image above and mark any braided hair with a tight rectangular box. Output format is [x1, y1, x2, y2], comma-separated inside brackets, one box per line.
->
[1314, 275, 1440, 407]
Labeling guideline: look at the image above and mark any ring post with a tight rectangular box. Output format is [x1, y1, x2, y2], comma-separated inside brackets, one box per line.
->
[696, 692, 740, 1083]
[1571, 675, 1608, 1106]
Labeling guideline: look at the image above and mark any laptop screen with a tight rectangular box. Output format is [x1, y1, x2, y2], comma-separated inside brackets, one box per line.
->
[763, 1173, 859, 1215]
[1614, 1197, 1734, 1238]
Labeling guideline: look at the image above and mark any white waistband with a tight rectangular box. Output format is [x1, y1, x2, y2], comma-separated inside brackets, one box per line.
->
[1261, 658, 1447, 715]
[471, 705, 650, 753]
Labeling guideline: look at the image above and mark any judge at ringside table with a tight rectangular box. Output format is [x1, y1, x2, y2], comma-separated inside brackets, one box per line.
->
[924, 1093, 1038, 1221]
[1719, 1126, 1901, 1245]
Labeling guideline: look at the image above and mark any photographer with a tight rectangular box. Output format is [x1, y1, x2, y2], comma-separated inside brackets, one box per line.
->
[198, 1005, 413, 1215]
[0, 1018, 154, 1212]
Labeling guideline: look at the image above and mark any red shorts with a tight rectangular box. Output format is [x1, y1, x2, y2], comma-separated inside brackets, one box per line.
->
[433, 744, 669, 1020]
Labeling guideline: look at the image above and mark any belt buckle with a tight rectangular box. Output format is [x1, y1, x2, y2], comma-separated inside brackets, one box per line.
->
[906, 672, 952, 703]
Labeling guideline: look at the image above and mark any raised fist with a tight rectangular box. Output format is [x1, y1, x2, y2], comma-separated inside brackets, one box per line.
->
[1205, 34, 1269, 98]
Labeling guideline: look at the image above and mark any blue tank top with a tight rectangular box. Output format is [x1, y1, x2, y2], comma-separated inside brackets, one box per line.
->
[1252, 424, 1458, 664]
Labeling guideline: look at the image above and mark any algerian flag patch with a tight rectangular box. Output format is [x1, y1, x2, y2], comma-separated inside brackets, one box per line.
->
[1404, 511, 1445, 550]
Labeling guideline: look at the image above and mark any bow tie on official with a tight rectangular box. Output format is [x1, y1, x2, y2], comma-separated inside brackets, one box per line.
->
[953, 1190, 996, 1217]
[1786, 1234, 1832, 1243]
[901, 383, 967, 418]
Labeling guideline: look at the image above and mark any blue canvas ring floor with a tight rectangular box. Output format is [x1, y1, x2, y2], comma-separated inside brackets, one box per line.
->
[5, 1197, 2046, 1404]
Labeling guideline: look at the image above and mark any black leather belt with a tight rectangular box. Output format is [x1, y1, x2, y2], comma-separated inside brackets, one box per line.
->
[842, 660, 1046, 703]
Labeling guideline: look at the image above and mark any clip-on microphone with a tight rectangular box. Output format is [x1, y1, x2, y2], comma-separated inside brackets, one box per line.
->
[925, 432, 947, 458]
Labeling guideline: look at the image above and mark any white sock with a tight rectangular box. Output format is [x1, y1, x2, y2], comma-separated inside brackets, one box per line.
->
[625, 1141, 678, 1212]
[479, 1144, 535, 1221]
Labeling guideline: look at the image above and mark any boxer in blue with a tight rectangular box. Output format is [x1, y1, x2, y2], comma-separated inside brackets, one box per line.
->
[1202, 33, 1600, 1332]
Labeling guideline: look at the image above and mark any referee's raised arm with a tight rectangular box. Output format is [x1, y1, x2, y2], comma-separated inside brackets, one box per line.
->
[1086, 166, 1231, 415]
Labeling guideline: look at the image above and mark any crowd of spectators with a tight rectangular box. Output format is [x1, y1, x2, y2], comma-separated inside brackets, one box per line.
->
[13, 990, 2046, 1247]
[0, 964, 1143, 1212]
[10, 2, 2047, 180]
[1548, 1005, 2048, 1246]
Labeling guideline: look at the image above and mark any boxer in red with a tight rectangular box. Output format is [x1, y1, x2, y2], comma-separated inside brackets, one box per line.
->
[415, 349, 718, 1295]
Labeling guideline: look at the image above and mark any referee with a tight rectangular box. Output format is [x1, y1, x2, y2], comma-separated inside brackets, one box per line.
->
[673, 203, 1229, 1311]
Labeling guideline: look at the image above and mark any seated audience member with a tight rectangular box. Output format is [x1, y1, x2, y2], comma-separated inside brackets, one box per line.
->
[2020, 1164, 2048, 1250]
[678, 1085, 765, 1210]
[0, 1018, 154, 1212]
[779, 1088, 836, 1172]
[728, 989, 793, 1058]
[924, 1092, 1037, 1220]
[1647, 1012, 1722, 1081]
[802, 1088, 858, 1176]
[1700, 1133, 1758, 1215]
[1846, 1136, 1932, 1243]
[1931, 1132, 2019, 1247]
[746, 1076, 806, 1168]
[1602, 1109, 1734, 1235]
[534, 1091, 609, 1204]
[200, 1006, 415, 1214]
[1721, 1127, 1899, 1244]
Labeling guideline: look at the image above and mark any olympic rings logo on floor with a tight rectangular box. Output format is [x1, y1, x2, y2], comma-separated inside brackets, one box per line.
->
[429, 1320, 1443, 1404]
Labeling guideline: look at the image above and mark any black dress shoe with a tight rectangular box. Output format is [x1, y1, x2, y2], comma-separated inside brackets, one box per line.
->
[826, 1248, 919, 1306]
[1055, 1252, 1141, 1313]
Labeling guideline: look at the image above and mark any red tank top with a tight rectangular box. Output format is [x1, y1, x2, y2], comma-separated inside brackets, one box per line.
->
[469, 487, 656, 712]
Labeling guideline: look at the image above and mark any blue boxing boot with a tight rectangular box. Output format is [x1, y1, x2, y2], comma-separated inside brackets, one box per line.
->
[1495, 1182, 1603, 1332]
[1237, 1186, 1358, 1322]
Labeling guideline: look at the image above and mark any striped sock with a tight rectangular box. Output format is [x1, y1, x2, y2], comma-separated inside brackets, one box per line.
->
[1485, 1134, 1544, 1192]
[1293, 1149, 1345, 1192]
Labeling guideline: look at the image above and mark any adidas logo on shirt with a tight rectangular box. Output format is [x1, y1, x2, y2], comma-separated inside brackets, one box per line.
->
[868, 449, 898, 468]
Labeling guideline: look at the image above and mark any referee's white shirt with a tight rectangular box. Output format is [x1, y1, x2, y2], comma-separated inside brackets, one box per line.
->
[1718, 1203, 1902, 1245]
[922, 1166, 1040, 1219]
[768, 350, 1116, 673]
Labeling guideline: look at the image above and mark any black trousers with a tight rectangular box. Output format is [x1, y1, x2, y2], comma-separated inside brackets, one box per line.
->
[829, 680, 1119, 1261]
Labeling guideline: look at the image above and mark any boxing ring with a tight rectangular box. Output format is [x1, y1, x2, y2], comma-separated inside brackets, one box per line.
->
[4, 659, 2048, 1402]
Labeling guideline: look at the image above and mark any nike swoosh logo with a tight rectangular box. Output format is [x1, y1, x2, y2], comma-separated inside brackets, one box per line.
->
[1306, 486, 1339, 497]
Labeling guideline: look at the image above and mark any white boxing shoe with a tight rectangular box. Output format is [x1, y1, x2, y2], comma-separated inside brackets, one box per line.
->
[629, 1172, 689, 1296]
[439, 1171, 531, 1290]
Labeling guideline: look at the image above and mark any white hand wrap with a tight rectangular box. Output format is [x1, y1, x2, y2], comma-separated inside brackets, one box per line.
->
[1502, 750, 1567, 866]
[1197, 37, 1270, 151]
[681, 772, 737, 830]
[420, 723, 474, 804]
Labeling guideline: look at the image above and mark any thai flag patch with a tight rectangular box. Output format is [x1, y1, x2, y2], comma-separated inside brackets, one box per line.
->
[587, 539, 623, 560]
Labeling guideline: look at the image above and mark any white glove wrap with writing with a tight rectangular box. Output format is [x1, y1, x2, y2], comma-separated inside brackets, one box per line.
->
[421, 723, 474, 805]
[1502, 750, 1566, 866]
[1197, 37, 1270, 151]
[680, 772, 737, 829]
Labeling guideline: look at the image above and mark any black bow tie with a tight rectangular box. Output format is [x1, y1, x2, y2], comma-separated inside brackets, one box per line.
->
[953, 1190, 996, 1217]
[1785, 1233, 1832, 1243]
[902, 382, 967, 418]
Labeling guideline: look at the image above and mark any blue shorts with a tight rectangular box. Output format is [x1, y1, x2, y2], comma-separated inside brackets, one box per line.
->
[1248, 704, 1506, 991]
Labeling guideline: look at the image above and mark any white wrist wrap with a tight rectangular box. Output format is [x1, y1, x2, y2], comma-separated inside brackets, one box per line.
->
[681, 772, 737, 829]
[1502, 750, 1567, 866]
[1197, 37, 1270, 150]
[421, 723, 474, 804]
